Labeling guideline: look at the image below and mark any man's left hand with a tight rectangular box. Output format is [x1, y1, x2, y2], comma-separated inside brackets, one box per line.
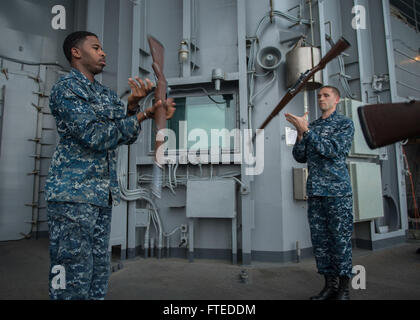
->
[127, 77, 154, 112]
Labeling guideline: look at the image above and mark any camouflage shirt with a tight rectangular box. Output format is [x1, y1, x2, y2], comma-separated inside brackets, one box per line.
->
[45, 68, 141, 207]
[292, 110, 354, 197]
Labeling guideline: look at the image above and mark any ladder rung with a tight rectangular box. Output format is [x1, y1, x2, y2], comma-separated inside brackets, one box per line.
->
[25, 203, 38, 208]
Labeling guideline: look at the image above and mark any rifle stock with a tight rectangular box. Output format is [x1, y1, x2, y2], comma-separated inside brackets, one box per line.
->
[148, 35, 167, 198]
[358, 100, 420, 149]
[257, 37, 351, 134]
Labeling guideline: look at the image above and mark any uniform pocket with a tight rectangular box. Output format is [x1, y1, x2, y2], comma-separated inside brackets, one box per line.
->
[57, 222, 91, 263]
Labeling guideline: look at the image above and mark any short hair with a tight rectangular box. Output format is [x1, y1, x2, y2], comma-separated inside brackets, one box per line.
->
[319, 85, 341, 98]
[63, 31, 98, 63]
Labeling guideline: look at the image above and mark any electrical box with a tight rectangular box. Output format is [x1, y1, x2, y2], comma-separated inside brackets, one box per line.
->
[186, 180, 236, 218]
[338, 99, 380, 157]
[293, 167, 308, 200]
[349, 162, 384, 222]
[136, 209, 149, 227]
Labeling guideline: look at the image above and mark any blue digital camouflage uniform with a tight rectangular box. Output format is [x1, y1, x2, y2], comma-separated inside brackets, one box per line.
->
[292, 110, 355, 277]
[47, 202, 112, 300]
[45, 68, 141, 299]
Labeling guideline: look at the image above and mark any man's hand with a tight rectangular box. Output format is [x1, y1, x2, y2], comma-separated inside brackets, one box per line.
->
[285, 112, 309, 141]
[127, 77, 154, 112]
[145, 98, 176, 120]
[136, 98, 176, 123]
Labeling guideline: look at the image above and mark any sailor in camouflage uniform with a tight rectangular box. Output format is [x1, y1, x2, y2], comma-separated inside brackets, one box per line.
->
[45, 31, 175, 300]
[286, 86, 354, 300]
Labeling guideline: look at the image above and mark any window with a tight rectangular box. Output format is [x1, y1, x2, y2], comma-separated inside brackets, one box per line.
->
[150, 93, 238, 153]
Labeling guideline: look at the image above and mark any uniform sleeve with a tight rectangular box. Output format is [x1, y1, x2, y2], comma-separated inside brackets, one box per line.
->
[305, 119, 354, 159]
[110, 91, 141, 146]
[292, 137, 307, 163]
[51, 84, 141, 152]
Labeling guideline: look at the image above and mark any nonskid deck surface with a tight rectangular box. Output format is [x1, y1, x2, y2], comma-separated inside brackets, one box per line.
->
[0, 238, 419, 300]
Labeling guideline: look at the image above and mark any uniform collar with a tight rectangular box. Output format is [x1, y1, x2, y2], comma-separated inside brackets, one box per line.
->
[319, 109, 337, 122]
[70, 68, 104, 92]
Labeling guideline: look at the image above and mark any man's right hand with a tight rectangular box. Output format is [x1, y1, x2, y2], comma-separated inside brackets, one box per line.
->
[285, 112, 309, 134]
[137, 98, 176, 123]
[285, 112, 309, 142]
[147, 98, 176, 120]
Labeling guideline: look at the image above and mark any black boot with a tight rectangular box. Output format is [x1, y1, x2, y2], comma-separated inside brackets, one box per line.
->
[309, 275, 338, 300]
[334, 276, 350, 300]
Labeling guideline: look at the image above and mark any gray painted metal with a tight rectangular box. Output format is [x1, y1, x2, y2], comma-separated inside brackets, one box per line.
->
[186, 180, 236, 218]
[0, 63, 39, 240]
[286, 46, 323, 89]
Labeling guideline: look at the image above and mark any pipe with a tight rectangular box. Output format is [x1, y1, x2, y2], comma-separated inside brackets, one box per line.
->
[152, 207, 163, 259]
[144, 208, 150, 258]
[303, 89, 309, 116]
[296, 241, 301, 263]
[0, 55, 66, 70]
[150, 237, 155, 258]
[0, 86, 5, 158]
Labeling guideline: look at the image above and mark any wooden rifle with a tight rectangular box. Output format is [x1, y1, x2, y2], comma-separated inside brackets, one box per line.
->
[148, 35, 167, 198]
[358, 100, 420, 149]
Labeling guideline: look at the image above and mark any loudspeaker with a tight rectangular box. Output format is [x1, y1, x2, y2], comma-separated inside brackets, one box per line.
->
[257, 46, 282, 70]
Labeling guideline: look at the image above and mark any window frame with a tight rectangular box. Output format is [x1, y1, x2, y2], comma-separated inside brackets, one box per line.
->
[147, 89, 241, 158]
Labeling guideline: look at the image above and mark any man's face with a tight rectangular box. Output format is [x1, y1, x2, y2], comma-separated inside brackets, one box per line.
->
[317, 87, 340, 113]
[73, 36, 106, 75]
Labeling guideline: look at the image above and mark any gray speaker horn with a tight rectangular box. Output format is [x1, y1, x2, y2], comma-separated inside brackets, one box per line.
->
[257, 46, 282, 70]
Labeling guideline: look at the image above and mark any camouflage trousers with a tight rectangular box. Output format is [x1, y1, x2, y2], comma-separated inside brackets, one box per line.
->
[308, 196, 353, 277]
[47, 201, 112, 300]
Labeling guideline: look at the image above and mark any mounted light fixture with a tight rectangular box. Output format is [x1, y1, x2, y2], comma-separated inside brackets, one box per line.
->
[212, 68, 224, 91]
[178, 40, 189, 63]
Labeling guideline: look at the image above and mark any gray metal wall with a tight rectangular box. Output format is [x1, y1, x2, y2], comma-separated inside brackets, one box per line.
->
[0, 0, 74, 239]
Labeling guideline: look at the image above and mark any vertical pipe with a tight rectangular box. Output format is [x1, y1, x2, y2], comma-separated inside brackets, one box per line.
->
[353, 0, 367, 103]
[127, 0, 142, 259]
[0, 85, 5, 159]
[303, 89, 309, 116]
[150, 237, 155, 257]
[237, 0, 253, 266]
[309, 0, 316, 87]
[232, 216, 237, 264]
[317, 0, 327, 85]
[188, 218, 194, 262]
[182, 0, 192, 77]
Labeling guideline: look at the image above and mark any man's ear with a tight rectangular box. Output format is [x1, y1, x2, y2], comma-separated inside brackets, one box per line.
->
[71, 47, 81, 60]
[335, 95, 340, 104]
